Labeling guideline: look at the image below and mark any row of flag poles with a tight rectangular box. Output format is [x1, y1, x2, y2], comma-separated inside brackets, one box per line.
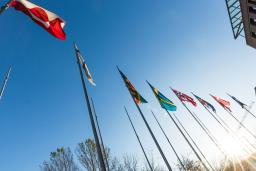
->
[2, 1, 256, 170]
[117, 69, 256, 171]
[1, 41, 256, 171]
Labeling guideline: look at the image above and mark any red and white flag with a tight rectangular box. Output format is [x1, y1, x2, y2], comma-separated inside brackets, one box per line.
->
[172, 89, 197, 107]
[211, 95, 231, 112]
[9, 0, 66, 40]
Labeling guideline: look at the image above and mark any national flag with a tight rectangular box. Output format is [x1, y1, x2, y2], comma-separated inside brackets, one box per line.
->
[172, 89, 197, 107]
[211, 95, 231, 112]
[74, 43, 96, 86]
[118, 68, 147, 104]
[9, 0, 66, 40]
[227, 94, 247, 109]
[148, 82, 177, 111]
[192, 93, 216, 113]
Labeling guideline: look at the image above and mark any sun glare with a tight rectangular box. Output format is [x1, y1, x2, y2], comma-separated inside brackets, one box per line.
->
[220, 133, 248, 159]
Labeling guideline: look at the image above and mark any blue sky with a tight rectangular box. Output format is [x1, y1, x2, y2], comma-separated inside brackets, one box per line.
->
[1, 0, 256, 170]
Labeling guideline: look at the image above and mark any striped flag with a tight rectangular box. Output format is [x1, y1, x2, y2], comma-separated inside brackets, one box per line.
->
[9, 0, 66, 40]
[74, 43, 96, 86]
[118, 68, 147, 104]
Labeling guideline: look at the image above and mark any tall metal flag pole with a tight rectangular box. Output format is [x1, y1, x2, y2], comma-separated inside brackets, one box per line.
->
[74, 43, 106, 171]
[211, 95, 256, 141]
[171, 88, 227, 158]
[171, 113, 215, 171]
[91, 98, 110, 171]
[0, 66, 12, 100]
[124, 107, 154, 171]
[117, 67, 173, 171]
[193, 94, 255, 153]
[0, 0, 13, 14]
[164, 109, 210, 171]
[151, 110, 187, 171]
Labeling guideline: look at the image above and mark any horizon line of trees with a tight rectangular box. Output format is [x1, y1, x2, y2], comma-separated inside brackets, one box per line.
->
[40, 138, 254, 171]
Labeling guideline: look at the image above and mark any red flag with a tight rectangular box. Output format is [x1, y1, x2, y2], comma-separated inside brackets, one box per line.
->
[211, 95, 231, 112]
[10, 0, 66, 40]
[172, 89, 197, 107]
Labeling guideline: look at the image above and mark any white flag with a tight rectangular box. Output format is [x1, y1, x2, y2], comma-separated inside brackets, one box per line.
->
[74, 43, 96, 86]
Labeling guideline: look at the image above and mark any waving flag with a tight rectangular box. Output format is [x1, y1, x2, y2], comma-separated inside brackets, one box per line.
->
[9, 0, 66, 40]
[148, 82, 177, 111]
[211, 95, 231, 112]
[227, 94, 247, 109]
[172, 89, 197, 107]
[192, 93, 216, 113]
[74, 43, 96, 86]
[118, 68, 147, 104]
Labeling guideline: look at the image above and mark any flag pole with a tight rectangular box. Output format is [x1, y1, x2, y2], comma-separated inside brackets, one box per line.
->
[171, 88, 227, 158]
[0, 66, 12, 101]
[164, 109, 211, 171]
[151, 110, 187, 171]
[117, 67, 173, 171]
[75, 44, 106, 171]
[124, 106, 154, 171]
[91, 98, 110, 171]
[244, 108, 256, 120]
[0, 0, 13, 14]
[171, 112, 215, 171]
[211, 95, 256, 141]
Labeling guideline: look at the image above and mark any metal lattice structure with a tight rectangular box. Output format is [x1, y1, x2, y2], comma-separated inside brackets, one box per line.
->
[225, 0, 244, 39]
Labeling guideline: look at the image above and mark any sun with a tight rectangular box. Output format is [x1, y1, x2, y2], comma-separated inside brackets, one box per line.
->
[219, 133, 248, 159]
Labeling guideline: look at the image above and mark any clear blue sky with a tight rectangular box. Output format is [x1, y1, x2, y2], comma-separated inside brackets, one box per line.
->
[1, 0, 256, 170]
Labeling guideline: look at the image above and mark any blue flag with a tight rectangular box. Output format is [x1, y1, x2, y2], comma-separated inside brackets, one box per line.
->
[148, 82, 177, 111]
